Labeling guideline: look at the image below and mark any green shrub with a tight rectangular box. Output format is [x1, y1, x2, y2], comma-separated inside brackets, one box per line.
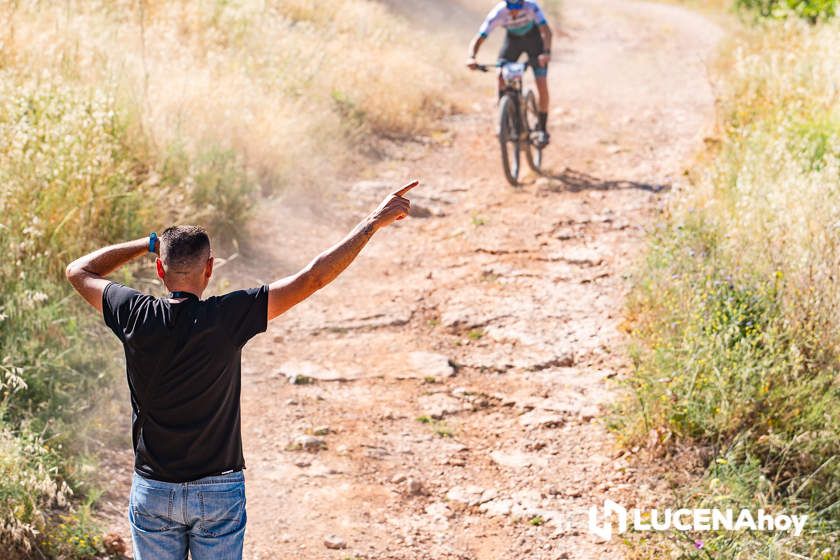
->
[0, 414, 104, 559]
[736, 0, 837, 21]
[0, 71, 155, 420]
[0, 67, 256, 556]
[619, 18, 840, 559]
[0, 69, 153, 557]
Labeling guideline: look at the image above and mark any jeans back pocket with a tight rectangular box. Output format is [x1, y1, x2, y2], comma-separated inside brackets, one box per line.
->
[198, 486, 245, 538]
[130, 483, 176, 532]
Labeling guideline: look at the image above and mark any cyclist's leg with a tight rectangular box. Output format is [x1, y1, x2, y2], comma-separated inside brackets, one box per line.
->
[497, 33, 526, 100]
[533, 72, 550, 146]
[526, 33, 551, 144]
[535, 74, 549, 117]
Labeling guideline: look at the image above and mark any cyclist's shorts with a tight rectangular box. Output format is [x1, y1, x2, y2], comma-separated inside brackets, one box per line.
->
[498, 26, 548, 78]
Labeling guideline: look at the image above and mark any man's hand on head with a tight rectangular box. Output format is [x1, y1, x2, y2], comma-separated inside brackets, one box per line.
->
[65, 237, 152, 311]
[368, 180, 418, 232]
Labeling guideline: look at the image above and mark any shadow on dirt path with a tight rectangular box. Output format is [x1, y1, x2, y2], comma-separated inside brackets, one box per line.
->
[547, 168, 670, 193]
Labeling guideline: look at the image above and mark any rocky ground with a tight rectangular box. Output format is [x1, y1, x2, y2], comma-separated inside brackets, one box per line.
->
[97, 1, 721, 558]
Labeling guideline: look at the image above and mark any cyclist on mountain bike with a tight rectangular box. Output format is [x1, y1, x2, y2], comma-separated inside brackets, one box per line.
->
[467, 0, 553, 147]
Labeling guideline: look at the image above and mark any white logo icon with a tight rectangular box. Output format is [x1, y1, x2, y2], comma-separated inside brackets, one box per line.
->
[588, 499, 627, 540]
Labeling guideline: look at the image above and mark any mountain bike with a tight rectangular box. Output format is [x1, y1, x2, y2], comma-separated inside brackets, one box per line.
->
[472, 61, 544, 186]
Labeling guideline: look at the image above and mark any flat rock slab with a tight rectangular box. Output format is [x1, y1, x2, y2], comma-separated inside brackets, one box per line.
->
[546, 247, 605, 267]
[457, 345, 574, 372]
[437, 289, 514, 330]
[278, 361, 364, 382]
[324, 309, 413, 331]
[425, 502, 454, 519]
[446, 486, 486, 506]
[489, 450, 548, 469]
[479, 498, 513, 517]
[455, 346, 517, 372]
[418, 393, 466, 419]
[291, 303, 412, 333]
[440, 306, 506, 330]
[410, 351, 455, 378]
[518, 409, 565, 428]
[483, 322, 547, 346]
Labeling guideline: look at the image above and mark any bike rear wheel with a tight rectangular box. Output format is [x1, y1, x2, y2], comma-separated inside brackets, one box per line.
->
[524, 89, 543, 173]
[498, 94, 521, 186]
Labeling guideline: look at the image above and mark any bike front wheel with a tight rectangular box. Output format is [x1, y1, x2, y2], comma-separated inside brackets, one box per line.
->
[524, 89, 543, 173]
[498, 94, 521, 186]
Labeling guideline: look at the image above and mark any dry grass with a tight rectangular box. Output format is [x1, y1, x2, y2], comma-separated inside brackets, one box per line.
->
[691, 19, 840, 310]
[1, 0, 463, 192]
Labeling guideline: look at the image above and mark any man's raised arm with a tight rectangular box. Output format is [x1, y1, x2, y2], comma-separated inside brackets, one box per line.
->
[267, 181, 418, 321]
[65, 237, 154, 312]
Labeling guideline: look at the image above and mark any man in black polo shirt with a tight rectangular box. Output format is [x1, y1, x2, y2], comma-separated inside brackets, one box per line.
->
[65, 181, 417, 560]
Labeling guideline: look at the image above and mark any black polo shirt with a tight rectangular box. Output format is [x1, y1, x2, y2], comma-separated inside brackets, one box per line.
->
[102, 282, 268, 483]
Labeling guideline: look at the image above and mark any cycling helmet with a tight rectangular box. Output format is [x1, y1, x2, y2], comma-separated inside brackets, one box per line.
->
[505, 1, 525, 9]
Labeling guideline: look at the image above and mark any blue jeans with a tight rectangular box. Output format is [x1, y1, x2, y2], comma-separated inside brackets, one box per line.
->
[129, 471, 246, 560]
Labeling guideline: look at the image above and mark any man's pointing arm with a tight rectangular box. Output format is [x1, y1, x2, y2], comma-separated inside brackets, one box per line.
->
[266, 181, 418, 321]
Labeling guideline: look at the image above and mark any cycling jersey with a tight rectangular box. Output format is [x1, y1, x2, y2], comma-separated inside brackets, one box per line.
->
[478, 1, 549, 38]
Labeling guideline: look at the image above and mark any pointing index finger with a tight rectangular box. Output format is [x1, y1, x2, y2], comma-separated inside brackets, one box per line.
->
[392, 180, 419, 197]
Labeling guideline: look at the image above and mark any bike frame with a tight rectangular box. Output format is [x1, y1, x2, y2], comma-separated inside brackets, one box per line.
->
[477, 61, 532, 141]
[473, 61, 543, 185]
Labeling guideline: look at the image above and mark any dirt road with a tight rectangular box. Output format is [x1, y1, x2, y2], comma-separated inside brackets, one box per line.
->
[99, 1, 721, 558]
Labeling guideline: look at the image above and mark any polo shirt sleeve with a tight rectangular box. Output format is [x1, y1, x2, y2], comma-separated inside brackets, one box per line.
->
[102, 282, 144, 342]
[218, 285, 269, 347]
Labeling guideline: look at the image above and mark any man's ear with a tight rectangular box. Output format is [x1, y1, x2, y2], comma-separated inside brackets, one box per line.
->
[156, 258, 166, 280]
[205, 256, 214, 279]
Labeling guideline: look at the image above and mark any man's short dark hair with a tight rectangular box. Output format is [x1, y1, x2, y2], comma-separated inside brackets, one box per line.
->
[160, 225, 211, 271]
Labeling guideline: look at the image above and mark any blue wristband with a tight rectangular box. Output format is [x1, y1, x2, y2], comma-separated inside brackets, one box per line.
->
[149, 232, 157, 254]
